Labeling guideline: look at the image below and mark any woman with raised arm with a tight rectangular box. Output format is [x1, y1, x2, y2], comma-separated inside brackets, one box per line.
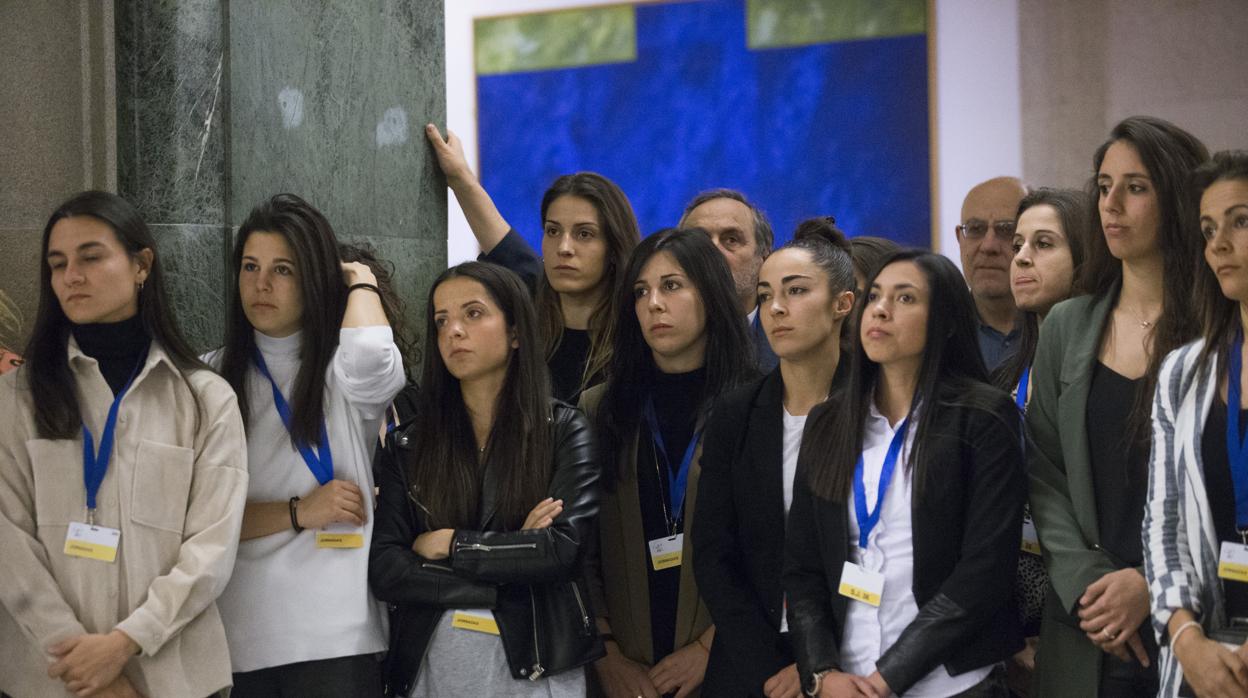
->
[426, 125, 639, 401]
[1026, 116, 1208, 696]
[209, 194, 405, 697]
[0, 191, 247, 698]
[783, 249, 1025, 698]
[369, 261, 602, 696]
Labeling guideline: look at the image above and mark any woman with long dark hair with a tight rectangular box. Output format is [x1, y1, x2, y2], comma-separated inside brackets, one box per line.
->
[581, 227, 756, 698]
[1027, 116, 1208, 696]
[693, 218, 856, 698]
[991, 188, 1092, 691]
[783, 250, 1024, 698]
[209, 194, 405, 696]
[426, 125, 640, 400]
[369, 261, 602, 696]
[0, 191, 247, 698]
[1144, 150, 1248, 698]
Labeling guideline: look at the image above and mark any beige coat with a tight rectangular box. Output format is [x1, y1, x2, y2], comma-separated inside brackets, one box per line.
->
[0, 339, 248, 698]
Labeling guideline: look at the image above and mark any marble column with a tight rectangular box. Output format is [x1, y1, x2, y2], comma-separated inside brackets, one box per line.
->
[229, 0, 447, 343]
[116, 0, 229, 351]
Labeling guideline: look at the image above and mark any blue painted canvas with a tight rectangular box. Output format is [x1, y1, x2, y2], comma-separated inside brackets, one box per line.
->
[477, 0, 930, 250]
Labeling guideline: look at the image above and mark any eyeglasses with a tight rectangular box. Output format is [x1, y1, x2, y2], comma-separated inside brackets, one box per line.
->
[957, 219, 1016, 241]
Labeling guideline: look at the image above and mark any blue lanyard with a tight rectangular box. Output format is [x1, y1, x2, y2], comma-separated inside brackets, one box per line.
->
[82, 346, 150, 519]
[253, 350, 334, 485]
[1227, 331, 1248, 531]
[643, 397, 701, 528]
[853, 417, 910, 549]
[1016, 365, 1031, 411]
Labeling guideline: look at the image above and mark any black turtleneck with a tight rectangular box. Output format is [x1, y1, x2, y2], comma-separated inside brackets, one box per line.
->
[638, 365, 707, 667]
[72, 314, 151, 395]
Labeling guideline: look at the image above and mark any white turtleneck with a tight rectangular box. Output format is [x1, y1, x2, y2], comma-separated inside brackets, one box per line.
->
[203, 326, 405, 672]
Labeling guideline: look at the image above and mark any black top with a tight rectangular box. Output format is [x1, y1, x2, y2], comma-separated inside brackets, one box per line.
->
[1201, 398, 1248, 619]
[549, 328, 591, 402]
[1086, 362, 1149, 567]
[71, 314, 150, 395]
[638, 366, 705, 664]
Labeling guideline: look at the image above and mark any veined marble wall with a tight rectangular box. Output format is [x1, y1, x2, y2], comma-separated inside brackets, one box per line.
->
[229, 0, 446, 354]
[0, 0, 446, 356]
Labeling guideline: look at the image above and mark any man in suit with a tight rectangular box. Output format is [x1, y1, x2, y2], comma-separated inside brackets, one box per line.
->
[956, 176, 1027, 371]
[679, 189, 779, 371]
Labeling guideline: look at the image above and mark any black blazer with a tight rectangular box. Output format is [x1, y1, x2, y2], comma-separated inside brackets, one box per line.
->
[782, 382, 1025, 695]
[368, 401, 605, 696]
[693, 370, 792, 697]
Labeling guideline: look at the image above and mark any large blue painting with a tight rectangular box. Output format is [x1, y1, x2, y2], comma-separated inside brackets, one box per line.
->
[477, 0, 930, 250]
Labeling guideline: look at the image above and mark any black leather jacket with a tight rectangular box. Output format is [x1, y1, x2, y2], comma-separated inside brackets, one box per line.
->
[368, 401, 605, 696]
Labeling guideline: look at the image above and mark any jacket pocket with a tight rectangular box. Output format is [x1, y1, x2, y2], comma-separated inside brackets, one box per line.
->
[26, 438, 84, 526]
[131, 439, 193, 534]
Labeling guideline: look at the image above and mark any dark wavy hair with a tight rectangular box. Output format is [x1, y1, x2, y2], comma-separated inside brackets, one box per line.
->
[537, 172, 640, 393]
[24, 191, 206, 439]
[338, 241, 418, 377]
[802, 249, 998, 500]
[1077, 116, 1207, 440]
[597, 228, 757, 486]
[218, 194, 347, 448]
[992, 188, 1092, 393]
[849, 236, 901, 293]
[405, 262, 552, 530]
[1193, 150, 1248, 367]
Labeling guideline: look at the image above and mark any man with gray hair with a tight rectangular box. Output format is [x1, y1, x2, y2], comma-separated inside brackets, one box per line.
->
[679, 189, 778, 371]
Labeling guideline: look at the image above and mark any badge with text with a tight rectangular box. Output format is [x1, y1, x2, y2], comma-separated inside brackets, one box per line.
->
[451, 610, 500, 635]
[64, 522, 120, 562]
[1219, 542, 1248, 582]
[648, 534, 684, 570]
[839, 561, 884, 607]
[1021, 516, 1041, 556]
[316, 523, 363, 549]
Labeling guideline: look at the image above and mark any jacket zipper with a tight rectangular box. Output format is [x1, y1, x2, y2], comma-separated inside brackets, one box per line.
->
[570, 581, 591, 634]
[454, 541, 538, 553]
[420, 562, 453, 572]
[527, 586, 545, 680]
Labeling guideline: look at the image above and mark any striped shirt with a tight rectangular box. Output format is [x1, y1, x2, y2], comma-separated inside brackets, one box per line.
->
[1144, 338, 1228, 697]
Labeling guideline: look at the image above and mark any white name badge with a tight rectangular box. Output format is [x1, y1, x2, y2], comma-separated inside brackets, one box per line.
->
[316, 522, 363, 549]
[1021, 517, 1041, 556]
[451, 610, 500, 635]
[839, 561, 884, 607]
[1219, 542, 1248, 582]
[648, 534, 683, 570]
[64, 522, 120, 563]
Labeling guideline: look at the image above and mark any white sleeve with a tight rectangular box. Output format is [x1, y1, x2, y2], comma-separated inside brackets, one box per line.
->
[332, 326, 406, 419]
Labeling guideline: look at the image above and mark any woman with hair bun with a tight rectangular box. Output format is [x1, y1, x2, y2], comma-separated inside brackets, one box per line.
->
[693, 217, 857, 697]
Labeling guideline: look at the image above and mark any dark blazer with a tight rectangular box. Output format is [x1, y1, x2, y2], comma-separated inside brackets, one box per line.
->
[368, 401, 604, 696]
[783, 381, 1025, 695]
[693, 370, 793, 696]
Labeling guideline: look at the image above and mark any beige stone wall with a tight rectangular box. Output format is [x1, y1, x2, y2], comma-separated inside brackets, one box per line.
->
[1020, 0, 1248, 190]
[0, 0, 114, 354]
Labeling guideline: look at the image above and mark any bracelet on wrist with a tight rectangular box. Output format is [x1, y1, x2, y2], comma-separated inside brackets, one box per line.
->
[348, 282, 381, 296]
[1171, 619, 1203, 650]
[289, 496, 304, 533]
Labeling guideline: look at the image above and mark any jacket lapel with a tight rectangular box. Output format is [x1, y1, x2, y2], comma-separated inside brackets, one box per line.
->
[750, 372, 787, 535]
[1058, 290, 1116, 542]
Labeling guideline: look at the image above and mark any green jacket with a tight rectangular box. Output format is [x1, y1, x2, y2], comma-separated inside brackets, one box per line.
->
[1026, 288, 1147, 696]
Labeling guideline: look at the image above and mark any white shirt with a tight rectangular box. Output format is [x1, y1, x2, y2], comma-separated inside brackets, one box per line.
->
[778, 407, 807, 633]
[841, 403, 990, 697]
[206, 326, 405, 671]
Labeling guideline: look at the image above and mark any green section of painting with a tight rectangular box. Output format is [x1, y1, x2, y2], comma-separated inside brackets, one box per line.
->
[475, 5, 636, 75]
[748, 0, 926, 48]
